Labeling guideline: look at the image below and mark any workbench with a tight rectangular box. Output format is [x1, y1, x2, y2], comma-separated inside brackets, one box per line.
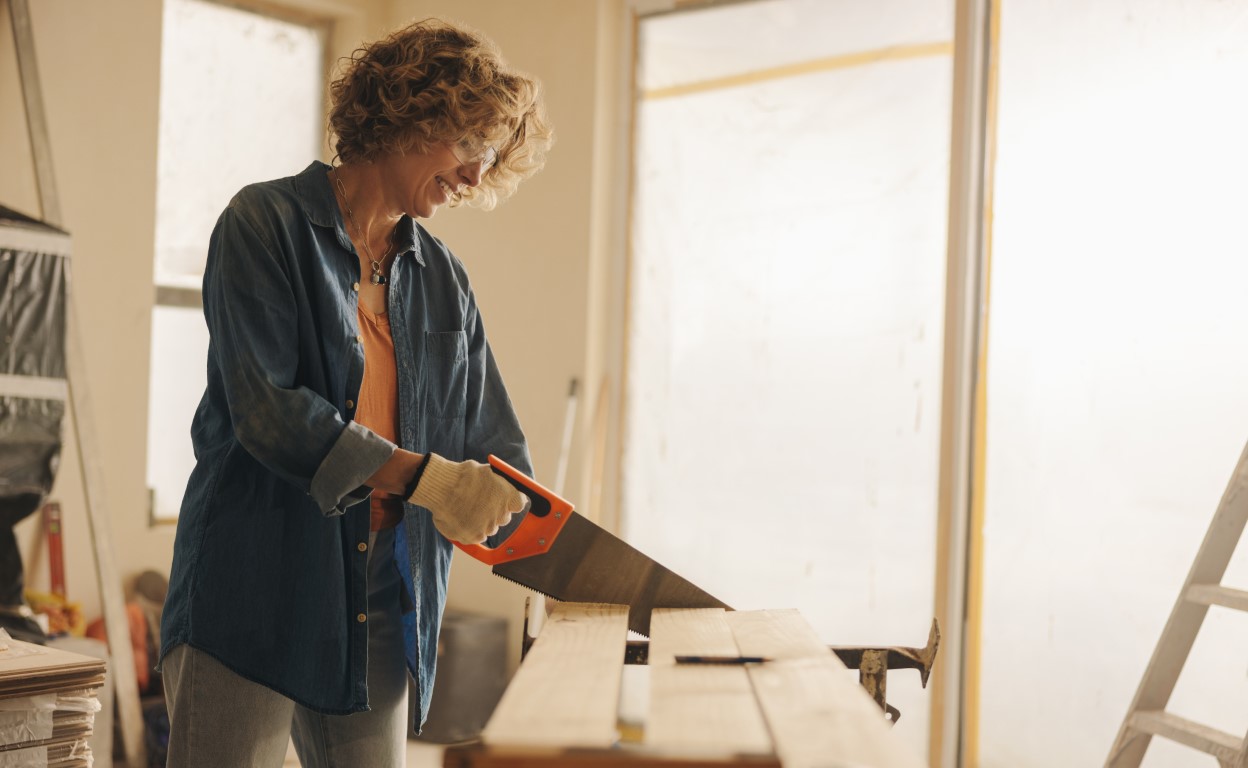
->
[444, 603, 928, 768]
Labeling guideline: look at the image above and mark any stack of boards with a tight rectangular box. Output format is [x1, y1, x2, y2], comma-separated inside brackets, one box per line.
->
[0, 632, 105, 768]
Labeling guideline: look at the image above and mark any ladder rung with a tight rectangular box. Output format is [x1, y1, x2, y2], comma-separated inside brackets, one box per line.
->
[1128, 710, 1243, 762]
[1186, 584, 1248, 612]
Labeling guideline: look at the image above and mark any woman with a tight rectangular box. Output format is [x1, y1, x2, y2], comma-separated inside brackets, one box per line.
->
[159, 18, 552, 767]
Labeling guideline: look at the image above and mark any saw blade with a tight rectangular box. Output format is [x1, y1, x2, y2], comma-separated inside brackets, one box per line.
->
[491, 513, 731, 636]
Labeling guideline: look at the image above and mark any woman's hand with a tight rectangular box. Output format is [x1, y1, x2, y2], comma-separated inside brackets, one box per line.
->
[407, 454, 527, 544]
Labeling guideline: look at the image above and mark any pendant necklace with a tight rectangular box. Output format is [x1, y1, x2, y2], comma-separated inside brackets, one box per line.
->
[333, 169, 392, 285]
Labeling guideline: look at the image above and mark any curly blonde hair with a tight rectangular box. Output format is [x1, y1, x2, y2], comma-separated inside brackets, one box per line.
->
[328, 18, 552, 209]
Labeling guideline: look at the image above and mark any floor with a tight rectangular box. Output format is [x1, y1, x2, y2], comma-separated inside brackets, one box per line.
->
[112, 738, 444, 767]
[281, 738, 444, 767]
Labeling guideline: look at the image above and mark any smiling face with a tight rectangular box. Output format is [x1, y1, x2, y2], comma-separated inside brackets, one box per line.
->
[378, 142, 489, 219]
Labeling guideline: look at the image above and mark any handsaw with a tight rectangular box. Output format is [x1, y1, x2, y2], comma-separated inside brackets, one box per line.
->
[453, 455, 730, 636]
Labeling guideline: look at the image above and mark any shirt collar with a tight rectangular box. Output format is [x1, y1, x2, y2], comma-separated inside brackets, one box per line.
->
[294, 161, 425, 267]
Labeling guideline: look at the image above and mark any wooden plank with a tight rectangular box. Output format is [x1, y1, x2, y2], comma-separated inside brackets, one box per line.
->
[649, 609, 740, 662]
[645, 608, 771, 756]
[482, 603, 628, 749]
[727, 611, 928, 768]
[0, 638, 105, 684]
[724, 609, 827, 660]
[748, 658, 928, 768]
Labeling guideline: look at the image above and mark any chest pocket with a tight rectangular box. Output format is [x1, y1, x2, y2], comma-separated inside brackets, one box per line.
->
[423, 330, 468, 419]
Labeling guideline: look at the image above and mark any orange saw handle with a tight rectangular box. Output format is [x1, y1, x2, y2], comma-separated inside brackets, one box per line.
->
[452, 454, 574, 565]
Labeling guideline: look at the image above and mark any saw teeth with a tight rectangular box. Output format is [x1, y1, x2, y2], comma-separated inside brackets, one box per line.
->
[491, 571, 561, 601]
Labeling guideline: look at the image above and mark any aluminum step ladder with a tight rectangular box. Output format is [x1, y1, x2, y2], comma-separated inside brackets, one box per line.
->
[1106, 441, 1248, 767]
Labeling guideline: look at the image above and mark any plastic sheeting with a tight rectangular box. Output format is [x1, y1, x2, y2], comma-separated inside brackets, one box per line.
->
[626, 0, 952, 755]
[0, 206, 69, 609]
[0, 206, 67, 501]
[980, 1, 1248, 765]
[0, 696, 54, 747]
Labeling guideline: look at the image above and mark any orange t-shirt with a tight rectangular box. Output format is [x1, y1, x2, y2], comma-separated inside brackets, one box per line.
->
[356, 304, 404, 531]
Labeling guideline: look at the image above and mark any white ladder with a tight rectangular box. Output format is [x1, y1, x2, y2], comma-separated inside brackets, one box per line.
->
[1106, 441, 1248, 767]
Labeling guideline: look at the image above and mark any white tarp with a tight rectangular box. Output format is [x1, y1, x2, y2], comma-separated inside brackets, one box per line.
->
[982, 0, 1248, 765]
[627, 0, 954, 754]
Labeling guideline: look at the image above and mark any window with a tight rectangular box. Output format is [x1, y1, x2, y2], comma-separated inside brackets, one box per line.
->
[625, 0, 953, 753]
[147, 0, 325, 521]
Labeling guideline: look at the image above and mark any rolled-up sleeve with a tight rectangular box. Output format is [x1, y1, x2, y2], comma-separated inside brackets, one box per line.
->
[203, 198, 394, 514]
[311, 421, 395, 513]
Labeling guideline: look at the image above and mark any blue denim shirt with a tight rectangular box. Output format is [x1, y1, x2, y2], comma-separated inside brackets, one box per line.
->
[159, 160, 532, 727]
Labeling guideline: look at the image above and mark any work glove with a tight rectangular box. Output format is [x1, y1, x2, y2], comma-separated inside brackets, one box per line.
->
[407, 454, 527, 544]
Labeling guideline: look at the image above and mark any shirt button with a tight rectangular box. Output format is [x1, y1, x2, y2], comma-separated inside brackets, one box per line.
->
[357, 613, 367, 623]
[357, 541, 367, 552]
[345, 399, 355, 409]
[352, 282, 360, 292]
[356, 334, 364, 343]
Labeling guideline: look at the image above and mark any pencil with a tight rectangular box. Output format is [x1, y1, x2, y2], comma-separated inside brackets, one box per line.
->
[673, 655, 771, 665]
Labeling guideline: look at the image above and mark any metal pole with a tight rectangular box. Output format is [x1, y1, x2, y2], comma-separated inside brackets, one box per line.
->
[9, 0, 60, 226]
[931, 0, 996, 765]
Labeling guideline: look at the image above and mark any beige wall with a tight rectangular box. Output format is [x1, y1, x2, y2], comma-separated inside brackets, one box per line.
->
[1, 0, 632, 670]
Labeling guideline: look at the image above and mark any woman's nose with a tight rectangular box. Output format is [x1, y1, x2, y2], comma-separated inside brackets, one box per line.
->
[459, 161, 485, 188]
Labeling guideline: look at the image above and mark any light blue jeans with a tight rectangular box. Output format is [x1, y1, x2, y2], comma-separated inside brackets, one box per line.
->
[163, 528, 408, 768]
